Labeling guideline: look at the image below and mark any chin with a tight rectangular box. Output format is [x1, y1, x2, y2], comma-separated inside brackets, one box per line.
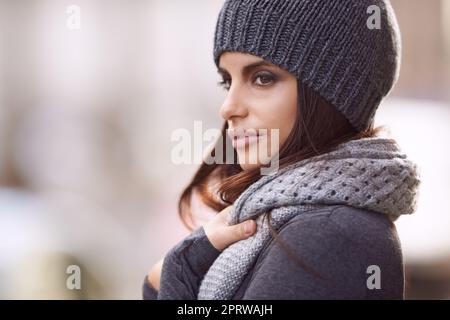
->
[234, 137, 278, 171]
[238, 161, 261, 171]
[236, 148, 264, 171]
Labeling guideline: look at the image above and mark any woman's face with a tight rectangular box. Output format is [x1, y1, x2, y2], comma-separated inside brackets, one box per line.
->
[218, 52, 298, 171]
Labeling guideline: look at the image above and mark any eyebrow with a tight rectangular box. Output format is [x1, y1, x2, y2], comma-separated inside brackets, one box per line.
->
[217, 60, 274, 77]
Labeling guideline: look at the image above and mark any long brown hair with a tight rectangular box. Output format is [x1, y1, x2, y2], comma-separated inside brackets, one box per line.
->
[177, 80, 384, 277]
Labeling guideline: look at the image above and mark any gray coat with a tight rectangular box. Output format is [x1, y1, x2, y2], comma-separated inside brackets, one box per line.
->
[143, 204, 404, 300]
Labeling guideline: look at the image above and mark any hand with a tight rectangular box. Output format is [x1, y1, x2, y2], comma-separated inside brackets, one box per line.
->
[203, 205, 257, 252]
[146, 206, 257, 290]
[147, 257, 164, 291]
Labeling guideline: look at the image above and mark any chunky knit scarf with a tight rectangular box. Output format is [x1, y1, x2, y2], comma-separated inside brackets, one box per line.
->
[197, 137, 421, 300]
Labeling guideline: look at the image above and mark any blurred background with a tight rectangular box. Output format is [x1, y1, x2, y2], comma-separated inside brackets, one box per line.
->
[0, 0, 449, 299]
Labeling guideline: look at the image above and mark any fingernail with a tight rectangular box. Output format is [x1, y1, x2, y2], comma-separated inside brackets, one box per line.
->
[244, 221, 253, 234]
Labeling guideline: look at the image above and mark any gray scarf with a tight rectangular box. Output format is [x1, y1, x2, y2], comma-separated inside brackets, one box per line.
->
[197, 137, 421, 300]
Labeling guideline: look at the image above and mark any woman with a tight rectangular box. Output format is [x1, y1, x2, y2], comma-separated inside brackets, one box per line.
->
[143, 0, 421, 299]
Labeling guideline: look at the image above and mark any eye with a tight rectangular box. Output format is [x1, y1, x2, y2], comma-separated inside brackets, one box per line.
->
[217, 78, 231, 91]
[254, 72, 276, 87]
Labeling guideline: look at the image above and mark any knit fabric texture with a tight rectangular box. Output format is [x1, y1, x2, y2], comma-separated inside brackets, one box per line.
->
[213, 0, 402, 132]
[197, 137, 421, 299]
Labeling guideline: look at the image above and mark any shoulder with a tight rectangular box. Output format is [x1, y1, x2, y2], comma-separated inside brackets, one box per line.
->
[270, 205, 404, 271]
[245, 205, 404, 299]
[278, 205, 399, 249]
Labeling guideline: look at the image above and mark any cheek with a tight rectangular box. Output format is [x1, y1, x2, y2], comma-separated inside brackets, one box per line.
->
[257, 84, 297, 146]
[278, 98, 297, 146]
[235, 80, 297, 170]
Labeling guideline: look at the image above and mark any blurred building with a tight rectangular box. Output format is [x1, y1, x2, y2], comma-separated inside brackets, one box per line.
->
[0, 0, 449, 299]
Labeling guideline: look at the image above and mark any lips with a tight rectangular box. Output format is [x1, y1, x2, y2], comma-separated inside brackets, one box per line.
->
[227, 128, 261, 139]
[227, 128, 264, 148]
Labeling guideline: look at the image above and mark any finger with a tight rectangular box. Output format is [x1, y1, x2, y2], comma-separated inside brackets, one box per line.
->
[230, 219, 256, 239]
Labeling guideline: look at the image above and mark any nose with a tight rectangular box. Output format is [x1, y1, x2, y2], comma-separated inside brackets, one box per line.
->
[219, 84, 248, 121]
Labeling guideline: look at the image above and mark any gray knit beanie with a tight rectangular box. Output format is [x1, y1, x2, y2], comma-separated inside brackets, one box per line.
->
[213, 0, 402, 132]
